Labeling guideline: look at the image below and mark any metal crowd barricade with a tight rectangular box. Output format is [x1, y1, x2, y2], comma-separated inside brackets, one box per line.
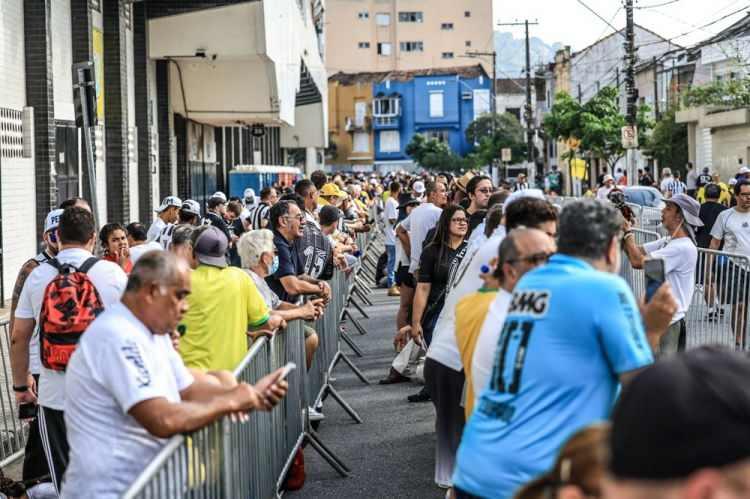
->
[0, 320, 28, 467]
[124, 227, 384, 498]
[619, 231, 750, 352]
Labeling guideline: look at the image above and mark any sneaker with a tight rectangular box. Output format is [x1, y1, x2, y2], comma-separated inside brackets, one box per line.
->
[308, 406, 325, 422]
[387, 285, 401, 297]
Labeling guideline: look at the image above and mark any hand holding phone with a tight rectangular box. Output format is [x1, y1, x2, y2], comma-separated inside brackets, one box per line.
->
[644, 258, 666, 303]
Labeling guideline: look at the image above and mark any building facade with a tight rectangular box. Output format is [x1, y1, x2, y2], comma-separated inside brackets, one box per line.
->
[325, 0, 493, 75]
[327, 65, 490, 172]
[0, 0, 327, 304]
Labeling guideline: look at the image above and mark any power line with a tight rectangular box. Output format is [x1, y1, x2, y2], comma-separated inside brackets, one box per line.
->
[576, 0, 624, 36]
[635, 0, 681, 9]
[569, 5, 624, 70]
[635, 3, 750, 48]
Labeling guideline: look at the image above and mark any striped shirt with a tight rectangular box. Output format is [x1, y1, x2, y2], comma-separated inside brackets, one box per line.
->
[665, 179, 687, 197]
[248, 203, 271, 230]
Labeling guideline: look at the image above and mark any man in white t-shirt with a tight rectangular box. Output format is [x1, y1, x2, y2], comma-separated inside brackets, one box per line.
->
[383, 181, 401, 295]
[11, 207, 129, 494]
[125, 222, 163, 264]
[421, 196, 559, 488]
[471, 229, 558, 406]
[61, 252, 288, 498]
[710, 179, 750, 348]
[147, 196, 182, 241]
[597, 174, 615, 200]
[623, 193, 701, 355]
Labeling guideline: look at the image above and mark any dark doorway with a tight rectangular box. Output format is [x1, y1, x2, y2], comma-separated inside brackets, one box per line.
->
[55, 123, 80, 202]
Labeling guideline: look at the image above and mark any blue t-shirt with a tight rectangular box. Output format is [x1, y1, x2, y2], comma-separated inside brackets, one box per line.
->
[453, 254, 653, 499]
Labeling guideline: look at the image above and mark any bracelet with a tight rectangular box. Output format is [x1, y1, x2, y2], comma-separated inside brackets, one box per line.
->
[12, 385, 28, 393]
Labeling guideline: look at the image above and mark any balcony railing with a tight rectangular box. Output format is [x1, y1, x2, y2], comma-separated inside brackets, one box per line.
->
[373, 115, 399, 127]
[345, 116, 371, 132]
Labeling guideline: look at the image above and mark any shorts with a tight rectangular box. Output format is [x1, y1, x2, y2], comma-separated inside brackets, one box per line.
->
[303, 324, 316, 339]
[721, 260, 750, 305]
[396, 265, 415, 288]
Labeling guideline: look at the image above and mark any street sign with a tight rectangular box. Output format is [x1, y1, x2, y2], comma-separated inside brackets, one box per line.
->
[621, 125, 638, 149]
[501, 148, 512, 162]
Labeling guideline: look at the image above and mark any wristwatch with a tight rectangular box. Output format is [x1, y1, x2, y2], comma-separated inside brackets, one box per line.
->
[12, 385, 28, 393]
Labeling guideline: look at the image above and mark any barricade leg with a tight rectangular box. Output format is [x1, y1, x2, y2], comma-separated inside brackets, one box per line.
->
[304, 428, 351, 476]
[340, 329, 365, 357]
[342, 309, 370, 336]
[348, 295, 370, 319]
[331, 350, 370, 385]
[320, 384, 364, 424]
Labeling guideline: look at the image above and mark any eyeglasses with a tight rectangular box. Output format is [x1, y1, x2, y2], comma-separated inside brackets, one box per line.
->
[284, 214, 305, 223]
[451, 217, 469, 224]
[508, 252, 553, 266]
[476, 188, 492, 194]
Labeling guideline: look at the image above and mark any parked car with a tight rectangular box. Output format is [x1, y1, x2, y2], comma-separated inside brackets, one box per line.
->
[622, 186, 664, 233]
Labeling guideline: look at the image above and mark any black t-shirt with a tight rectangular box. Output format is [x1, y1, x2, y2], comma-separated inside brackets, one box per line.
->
[294, 223, 333, 281]
[697, 201, 727, 248]
[417, 240, 469, 305]
[638, 173, 654, 186]
[266, 231, 301, 303]
[467, 210, 486, 236]
[697, 174, 713, 188]
[205, 211, 232, 244]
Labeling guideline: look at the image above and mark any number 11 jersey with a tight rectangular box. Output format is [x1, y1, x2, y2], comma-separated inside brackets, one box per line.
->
[452, 254, 653, 499]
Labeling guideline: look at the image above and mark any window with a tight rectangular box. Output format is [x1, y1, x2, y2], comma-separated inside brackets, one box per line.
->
[358, 11, 369, 19]
[465, 11, 471, 17]
[375, 13, 391, 26]
[400, 41, 424, 52]
[378, 43, 392, 56]
[353, 132, 369, 153]
[442, 52, 454, 59]
[441, 23, 454, 30]
[429, 91, 444, 118]
[398, 12, 423, 23]
[380, 131, 401, 153]
[358, 42, 370, 49]
[373, 97, 400, 117]
[355, 102, 368, 127]
[422, 130, 450, 143]
[465, 40, 472, 47]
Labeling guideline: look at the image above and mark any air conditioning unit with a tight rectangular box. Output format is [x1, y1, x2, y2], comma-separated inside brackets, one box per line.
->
[461, 91, 473, 100]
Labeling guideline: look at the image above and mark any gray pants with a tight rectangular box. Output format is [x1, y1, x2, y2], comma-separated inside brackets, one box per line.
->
[659, 319, 685, 358]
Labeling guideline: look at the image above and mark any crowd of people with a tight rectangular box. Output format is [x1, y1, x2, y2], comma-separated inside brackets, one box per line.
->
[374, 168, 750, 499]
[6, 171, 381, 497]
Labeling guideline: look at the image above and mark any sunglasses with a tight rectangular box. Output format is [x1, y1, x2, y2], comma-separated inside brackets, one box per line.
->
[451, 217, 469, 224]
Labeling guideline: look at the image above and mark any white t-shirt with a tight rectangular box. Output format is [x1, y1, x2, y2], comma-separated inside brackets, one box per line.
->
[146, 217, 166, 242]
[15, 248, 128, 410]
[62, 302, 193, 499]
[394, 219, 409, 268]
[710, 208, 750, 257]
[472, 288, 512, 402]
[643, 237, 697, 323]
[596, 186, 613, 200]
[659, 177, 674, 194]
[403, 203, 442, 274]
[129, 241, 163, 264]
[383, 197, 399, 246]
[426, 226, 506, 371]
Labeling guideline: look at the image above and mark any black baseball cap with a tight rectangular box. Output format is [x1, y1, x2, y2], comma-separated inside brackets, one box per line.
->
[398, 197, 421, 210]
[193, 225, 228, 268]
[610, 346, 750, 481]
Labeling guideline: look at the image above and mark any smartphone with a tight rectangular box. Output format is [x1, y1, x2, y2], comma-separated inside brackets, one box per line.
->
[18, 403, 37, 420]
[644, 258, 666, 303]
[277, 362, 297, 381]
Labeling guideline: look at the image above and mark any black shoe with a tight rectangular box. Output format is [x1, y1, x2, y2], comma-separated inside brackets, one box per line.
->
[407, 388, 431, 403]
[378, 368, 410, 385]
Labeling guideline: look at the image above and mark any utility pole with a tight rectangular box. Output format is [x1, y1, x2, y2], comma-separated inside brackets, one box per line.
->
[498, 19, 539, 183]
[652, 56, 660, 119]
[624, 0, 638, 186]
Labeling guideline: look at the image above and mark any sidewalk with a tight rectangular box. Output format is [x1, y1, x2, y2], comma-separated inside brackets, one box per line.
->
[289, 289, 444, 499]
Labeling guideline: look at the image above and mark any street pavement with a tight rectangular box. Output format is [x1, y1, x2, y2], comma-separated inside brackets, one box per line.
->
[288, 289, 445, 499]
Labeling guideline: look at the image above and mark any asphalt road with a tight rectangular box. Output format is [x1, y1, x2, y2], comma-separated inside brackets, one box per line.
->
[288, 289, 445, 499]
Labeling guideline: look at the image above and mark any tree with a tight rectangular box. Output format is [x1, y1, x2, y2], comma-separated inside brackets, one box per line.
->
[405, 134, 470, 172]
[465, 113, 527, 167]
[543, 87, 653, 169]
[642, 107, 688, 171]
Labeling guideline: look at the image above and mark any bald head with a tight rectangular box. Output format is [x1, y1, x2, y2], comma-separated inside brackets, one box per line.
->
[495, 228, 557, 290]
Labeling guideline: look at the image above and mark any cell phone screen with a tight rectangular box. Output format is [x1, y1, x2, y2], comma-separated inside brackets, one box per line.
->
[644, 258, 666, 303]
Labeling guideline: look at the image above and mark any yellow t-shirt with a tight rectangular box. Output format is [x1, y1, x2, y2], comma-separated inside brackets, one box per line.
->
[179, 265, 270, 371]
[454, 289, 498, 419]
[697, 182, 731, 205]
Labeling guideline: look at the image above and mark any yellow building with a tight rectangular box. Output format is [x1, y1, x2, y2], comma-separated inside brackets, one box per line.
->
[328, 74, 376, 170]
[325, 0, 493, 75]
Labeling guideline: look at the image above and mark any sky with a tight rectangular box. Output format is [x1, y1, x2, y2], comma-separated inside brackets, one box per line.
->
[492, 0, 750, 51]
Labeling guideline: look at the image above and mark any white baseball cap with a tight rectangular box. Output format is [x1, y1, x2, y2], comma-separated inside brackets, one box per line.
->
[44, 208, 64, 233]
[156, 196, 182, 213]
[180, 199, 201, 217]
[211, 191, 227, 203]
[412, 181, 426, 194]
[739, 166, 750, 174]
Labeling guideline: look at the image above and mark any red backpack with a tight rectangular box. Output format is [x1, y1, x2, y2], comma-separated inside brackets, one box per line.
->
[39, 257, 104, 371]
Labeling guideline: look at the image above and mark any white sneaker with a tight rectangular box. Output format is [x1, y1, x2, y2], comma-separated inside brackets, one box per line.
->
[308, 406, 325, 422]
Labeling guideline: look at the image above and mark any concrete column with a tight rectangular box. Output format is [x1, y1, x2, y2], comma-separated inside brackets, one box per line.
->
[133, 3, 153, 222]
[25, 0, 57, 240]
[305, 147, 317, 176]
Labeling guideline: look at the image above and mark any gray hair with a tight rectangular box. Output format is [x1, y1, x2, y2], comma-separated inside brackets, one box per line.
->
[126, 251, 188, 293]
[238, 229, 275, 268]
[557, 199, 622, 260]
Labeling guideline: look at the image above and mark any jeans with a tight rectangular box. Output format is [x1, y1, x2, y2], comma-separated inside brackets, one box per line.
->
[385, 244, 396, 287]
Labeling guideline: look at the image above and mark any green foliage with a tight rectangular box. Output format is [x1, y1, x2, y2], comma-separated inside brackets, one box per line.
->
[642, 107, 688, 170]
[682, 78, 750, 109]
[405, 134, 470, 172]
[465, 113, 527, 167]
[543, 86, 653, 168]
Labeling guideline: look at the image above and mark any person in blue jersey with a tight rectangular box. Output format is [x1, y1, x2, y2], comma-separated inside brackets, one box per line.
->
[452, 199, 678, 499]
